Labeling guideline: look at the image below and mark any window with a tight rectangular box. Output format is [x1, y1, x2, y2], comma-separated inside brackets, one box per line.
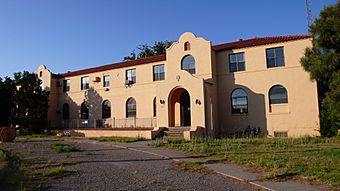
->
[81, 76, 89, 90]
[274, 131, 288, 137]
[103, 75, 110, 87]
[62, 103, 69, 120]
[126, 69, 136, 84]
[184, 42, 191, 51]
[269, 85, 288, 104]
[153, 65, 165, 81]
[80, 102, 89, 119]
[181, 55, 196, 74]
[153, 97, 156, 117]
[266, 47, 285, 68]
[229, 53, 245, 72]
[102, 100, 111, 119]
[63, 79, 70, 92]
[126, 97, 136, 118]
[231, 88, 248, 114]
[39, 71, 42, 77]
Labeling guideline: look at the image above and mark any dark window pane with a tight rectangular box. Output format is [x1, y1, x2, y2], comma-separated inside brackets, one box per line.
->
[238, 62, 245, 71]
[266, 49, 275, 58]
[276, 57, 285, 67]
[229, 54, 236, 63]
[237, 53, 244, 62]
[181, 55, 196, 74]
[230, 63, 237, 72]
[267, 58, 276, 68]
[275, 47, 284, 58]
[269, 85, 288, 104]
[231, 88, 248, 114]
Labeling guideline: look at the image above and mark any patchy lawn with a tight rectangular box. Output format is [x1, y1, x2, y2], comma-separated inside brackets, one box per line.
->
[89, 136, 148, 143]
[50, 142, 80, 153]
[154, 136, 340, 188]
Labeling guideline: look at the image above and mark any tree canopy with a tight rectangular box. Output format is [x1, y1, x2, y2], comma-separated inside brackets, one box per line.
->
[123, 41, 174, 61]
[0, 71, 49, 133]
[301, 1, 340, 137]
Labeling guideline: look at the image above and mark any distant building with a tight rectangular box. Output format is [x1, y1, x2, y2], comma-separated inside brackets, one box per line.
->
[37, 32, 320, 139]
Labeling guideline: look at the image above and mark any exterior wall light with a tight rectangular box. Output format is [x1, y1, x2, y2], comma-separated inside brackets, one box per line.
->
[160, 100, 165, 104]
[195, 99, 201, 105]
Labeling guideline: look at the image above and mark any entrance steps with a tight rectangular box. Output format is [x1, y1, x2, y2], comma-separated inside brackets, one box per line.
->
[164, 127, 190, 138]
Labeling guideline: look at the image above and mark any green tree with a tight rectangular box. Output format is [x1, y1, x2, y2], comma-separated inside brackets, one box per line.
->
[300, 1, 340, 137]
[12, 71, 50, 133]
[0, 77, 16, 127]
[124, 41, 174, 61]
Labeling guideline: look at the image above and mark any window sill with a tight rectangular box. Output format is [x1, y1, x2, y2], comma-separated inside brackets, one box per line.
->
[268, 111, 290, 115]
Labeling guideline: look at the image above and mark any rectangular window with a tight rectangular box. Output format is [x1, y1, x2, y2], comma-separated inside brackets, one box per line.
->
[274, 131, 288, 137]
[266, 47, 285, 68]
[63, 79, 70, 92]
[81, 76, 89, 90]
[126, 69, 136, 84]
[229, 53, 245, 72]
[153, 64, 165, 81]
[103, 75, 110, 87]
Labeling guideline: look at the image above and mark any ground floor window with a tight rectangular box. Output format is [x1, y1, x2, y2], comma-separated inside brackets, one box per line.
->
[231, 88, 248, 114]
[81, 102, 89, 119]
[102, 100, 111, 119]
[126, 97, 136, 118]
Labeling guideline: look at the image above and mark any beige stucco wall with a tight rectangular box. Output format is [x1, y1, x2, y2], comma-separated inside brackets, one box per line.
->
[215, 38, 320, 137]
[36, 32, 320, 138]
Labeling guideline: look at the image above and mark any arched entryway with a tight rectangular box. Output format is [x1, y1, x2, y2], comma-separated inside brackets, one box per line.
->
[168, 87, 191, 127]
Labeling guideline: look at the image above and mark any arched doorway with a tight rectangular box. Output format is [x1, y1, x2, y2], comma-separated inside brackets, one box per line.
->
[168, 87, 191, 127]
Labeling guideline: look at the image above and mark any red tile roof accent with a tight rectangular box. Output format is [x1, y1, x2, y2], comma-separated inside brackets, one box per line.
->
[55, 34, 311, 78]
[212, 34, 312, 51]
[60, 54, 166, 78]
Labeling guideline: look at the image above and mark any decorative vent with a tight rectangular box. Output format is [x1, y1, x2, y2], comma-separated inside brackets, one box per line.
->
[274, 131, 288, 137]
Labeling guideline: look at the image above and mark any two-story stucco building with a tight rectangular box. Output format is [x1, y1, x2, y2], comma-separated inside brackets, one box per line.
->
[37, 32, 320, 139]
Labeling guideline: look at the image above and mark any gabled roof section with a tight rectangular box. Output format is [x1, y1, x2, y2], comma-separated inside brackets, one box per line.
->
[212, 34, 312, 51]
[59, 54, 166, 78]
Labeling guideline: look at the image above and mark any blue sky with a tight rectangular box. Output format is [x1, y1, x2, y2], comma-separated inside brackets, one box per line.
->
[0, 0, 337, 78]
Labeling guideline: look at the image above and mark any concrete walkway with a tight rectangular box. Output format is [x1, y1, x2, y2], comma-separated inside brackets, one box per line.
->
[74, 140, 326, 191]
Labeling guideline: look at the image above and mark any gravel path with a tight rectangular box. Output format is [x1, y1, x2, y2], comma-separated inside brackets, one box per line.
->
[1, 138, 257, 191]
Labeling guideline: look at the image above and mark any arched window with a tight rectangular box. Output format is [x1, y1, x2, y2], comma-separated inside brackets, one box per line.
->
[231, 88, 248, 114]
[269, 85, 288, 104]
[184, 42, 191, 51]
[81, 102, 89, 119]
[102, 100, 111, 119]
[62, 103, 69, 120]
[126, 98, 136, 118]
[181, 55, 196, 74]
[153, 97, 157, 117]
[39, 71, 43, 77]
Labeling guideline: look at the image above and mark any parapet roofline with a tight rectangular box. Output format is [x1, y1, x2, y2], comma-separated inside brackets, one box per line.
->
[53, 34, 311, 78]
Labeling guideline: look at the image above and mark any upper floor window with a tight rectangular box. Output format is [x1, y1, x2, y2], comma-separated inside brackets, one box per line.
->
[231, 88, 248, 114]
[81, 76, 89, 90]
[229, 53, 245, 72]
[39, 71, 42, 77]
[181, 55, 196, 74]
[269, 85, 288, 104]
[184, 42, 191, 51]
[153, 64, 165, 81]
[126, 97, 136, 118]
[266, 47, 285, 68]
[102, 100, 111, 119]
[103, 75, 110, 87]
[63, 79, 70, 92]
[126, 69, 136, 84]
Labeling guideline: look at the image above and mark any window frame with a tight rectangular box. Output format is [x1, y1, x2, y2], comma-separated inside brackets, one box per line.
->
[126, 97, 136, 118]
[266, 46, 285, 68]
[153, 64, 165, 81]
[269, 85, 288, 105]
[126, 69, 136, 84]
[103, 75, 110, 87]
[181, 55, 196, 74]
[81, 76, 89, 90]
[80, 102, 89, 119]
[231, 88, 248, 114]
[63, 79, 70, 92]
[102, 100, 111, 119]
[229, 52, 245, 72]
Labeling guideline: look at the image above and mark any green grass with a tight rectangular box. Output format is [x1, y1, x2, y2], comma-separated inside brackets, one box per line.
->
[154, 137, 340, 188]
[38, 166, 75, 178]
[89, 136, 148, 143]
[50, 142, 79, 153]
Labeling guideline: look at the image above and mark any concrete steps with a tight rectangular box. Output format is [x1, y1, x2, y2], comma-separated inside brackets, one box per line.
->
[164, 127, 190, 139]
